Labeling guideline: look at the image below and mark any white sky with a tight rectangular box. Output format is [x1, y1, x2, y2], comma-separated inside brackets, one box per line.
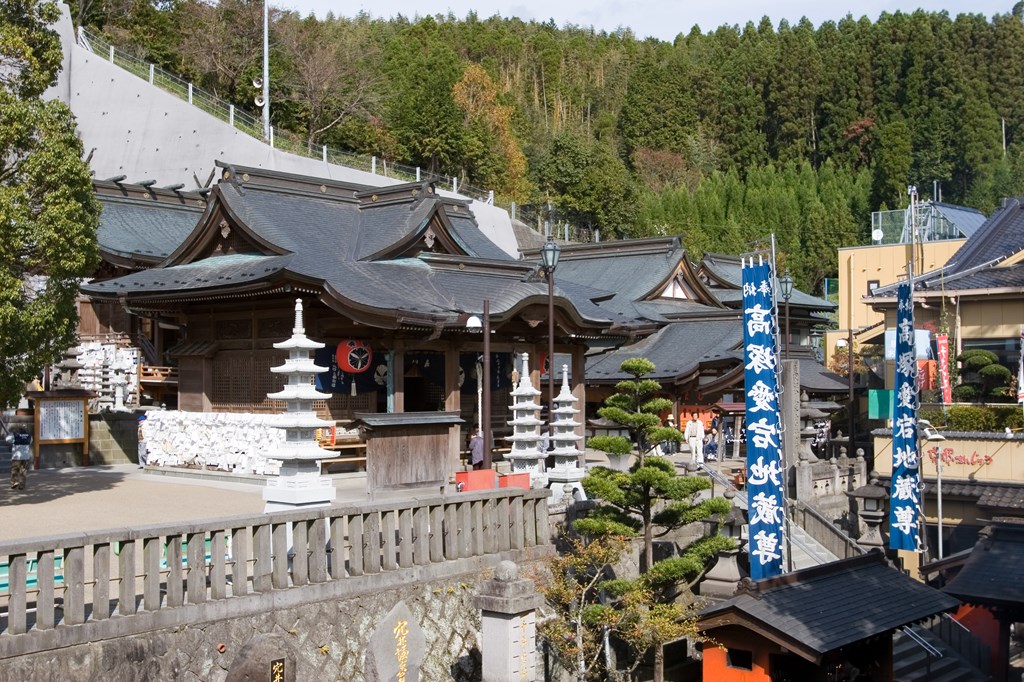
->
[278, 1, 1013, 42]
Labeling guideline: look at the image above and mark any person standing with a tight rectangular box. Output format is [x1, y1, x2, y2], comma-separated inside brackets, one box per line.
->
[7, 427, 32, 490]
[469, 428, 485, 470]
[684, 412, 705, 464]
[137, 414, 149, 469]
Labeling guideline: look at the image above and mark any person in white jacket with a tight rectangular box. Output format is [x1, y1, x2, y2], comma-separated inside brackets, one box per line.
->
[684, 413, 705, 464]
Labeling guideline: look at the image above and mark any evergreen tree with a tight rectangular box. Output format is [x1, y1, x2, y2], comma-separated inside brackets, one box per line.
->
[1, 0, 101, 407]
[580, 357, 731, 681]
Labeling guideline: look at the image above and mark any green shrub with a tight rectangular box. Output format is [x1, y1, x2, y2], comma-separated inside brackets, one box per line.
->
[992, 406, 1024, 431]
[946, 405, 996, 432]
[919, 407, 945, 427]
[952, 384, 978, 402]
[958, 349, 1000, 370]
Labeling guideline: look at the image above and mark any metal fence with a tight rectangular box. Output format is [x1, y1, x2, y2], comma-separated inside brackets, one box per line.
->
[76, 28, 603, 242]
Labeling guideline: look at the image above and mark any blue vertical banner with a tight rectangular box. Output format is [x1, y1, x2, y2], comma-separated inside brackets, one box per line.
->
[889, 280, 921, 551]
[742, 259, 785, 579]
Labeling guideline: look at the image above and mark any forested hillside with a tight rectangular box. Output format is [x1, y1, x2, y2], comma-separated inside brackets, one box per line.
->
[74, 0, 1024, 289]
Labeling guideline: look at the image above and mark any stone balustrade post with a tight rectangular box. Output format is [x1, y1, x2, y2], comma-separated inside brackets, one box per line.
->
[474, 560, 543, 681]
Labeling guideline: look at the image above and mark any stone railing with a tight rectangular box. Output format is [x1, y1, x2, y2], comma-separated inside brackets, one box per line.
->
[790, 500, 866, 560]
[0, 488, 551, 657]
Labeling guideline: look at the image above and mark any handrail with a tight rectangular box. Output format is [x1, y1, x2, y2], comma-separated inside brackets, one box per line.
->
[791, 500, 867, 559]
[74, 27, 599, 241]
[0, 487, 551, 648]
[75, 28, 490, 199]
[900, 625, 943, 658]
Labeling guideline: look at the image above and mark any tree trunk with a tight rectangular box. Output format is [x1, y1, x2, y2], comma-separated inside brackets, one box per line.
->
[643, 502, 653, 572]
[653, 642, 665, 682]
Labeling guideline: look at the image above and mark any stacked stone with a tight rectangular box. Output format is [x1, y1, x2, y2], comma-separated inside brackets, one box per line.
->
[547, 364, 586, 505]
[505, 352, 546, 486]
[262, 299, 337, 512]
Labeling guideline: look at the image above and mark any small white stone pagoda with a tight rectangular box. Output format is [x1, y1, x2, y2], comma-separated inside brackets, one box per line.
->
[547, 364, 586, 504]
[505, 352, 547, 486]
[262, 299, 337, 513]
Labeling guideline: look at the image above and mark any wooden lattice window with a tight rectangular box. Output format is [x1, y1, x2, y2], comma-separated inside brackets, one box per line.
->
[211, 350, 377, 418]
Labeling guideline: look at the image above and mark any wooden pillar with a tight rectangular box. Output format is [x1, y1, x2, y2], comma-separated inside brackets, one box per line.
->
[391, 349, 405, 413]
[571, 346, 587, 467]
[445, 347, 461, 475]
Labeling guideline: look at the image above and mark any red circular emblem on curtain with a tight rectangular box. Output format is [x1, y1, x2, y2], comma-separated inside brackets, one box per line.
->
[337, 340, 373, 373]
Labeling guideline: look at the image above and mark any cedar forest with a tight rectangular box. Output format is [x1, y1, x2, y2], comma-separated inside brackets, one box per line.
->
[77, 0, 1024, 291]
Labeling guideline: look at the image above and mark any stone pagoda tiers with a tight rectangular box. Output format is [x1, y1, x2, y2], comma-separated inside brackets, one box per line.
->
[547, 364, 586, 505]
[263, 299, 337, 513]
[506, 353, 546, 487]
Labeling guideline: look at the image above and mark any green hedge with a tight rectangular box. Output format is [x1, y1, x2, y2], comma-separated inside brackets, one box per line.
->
[920, 404, 1023, 432]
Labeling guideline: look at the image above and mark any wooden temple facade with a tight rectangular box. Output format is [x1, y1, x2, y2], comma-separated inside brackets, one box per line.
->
[82, 164, 622, 445]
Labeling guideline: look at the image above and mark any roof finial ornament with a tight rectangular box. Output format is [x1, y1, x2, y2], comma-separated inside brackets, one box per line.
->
[293, 298, 304, 335]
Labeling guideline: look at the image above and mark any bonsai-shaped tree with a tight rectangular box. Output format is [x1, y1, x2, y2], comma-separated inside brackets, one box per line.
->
[577, 358, 732, 681]
[587, 357, 683, 465]
[957, 349, 1012, 401]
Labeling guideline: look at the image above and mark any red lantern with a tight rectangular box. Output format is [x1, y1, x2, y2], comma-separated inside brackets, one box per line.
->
[337, 340, 373, 373]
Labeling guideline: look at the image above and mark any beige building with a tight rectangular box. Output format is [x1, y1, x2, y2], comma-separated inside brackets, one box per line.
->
[825, 201, 985, 366]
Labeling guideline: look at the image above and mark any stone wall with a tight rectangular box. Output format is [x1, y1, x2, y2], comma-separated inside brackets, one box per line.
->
[0, 564, 522, 681]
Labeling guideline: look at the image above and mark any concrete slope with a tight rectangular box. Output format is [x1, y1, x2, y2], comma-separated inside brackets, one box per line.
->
[46, 4, 519, 257]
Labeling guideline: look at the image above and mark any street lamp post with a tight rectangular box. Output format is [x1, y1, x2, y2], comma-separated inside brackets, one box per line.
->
[919, 419, 947, 559]
[540, 237, 561, 440]
[779, 272, 794, 360]
[836, 328, 856, 458]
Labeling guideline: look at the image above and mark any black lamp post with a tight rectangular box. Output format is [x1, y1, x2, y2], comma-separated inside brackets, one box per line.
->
[779, 272, 794, 360]
[540, 236, 561, 438]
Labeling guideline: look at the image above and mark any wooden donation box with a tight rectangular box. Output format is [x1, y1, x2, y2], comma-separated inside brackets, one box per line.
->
[351, 412, 463, 497]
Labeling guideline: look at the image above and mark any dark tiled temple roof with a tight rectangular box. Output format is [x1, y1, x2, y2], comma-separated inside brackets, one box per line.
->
[791, 348, 848, 393]
[699, 253, 835, 311]
[86, 253, 294, 294]
[96, 192, 204, 264]
[944, 198, 1024, 275]
[929, 479, 1024, 513]
[943, 521, 1024, 609]
[83, 165, 614, 332]
[587, 319, 742, 383]
[699, 552, 959, 662]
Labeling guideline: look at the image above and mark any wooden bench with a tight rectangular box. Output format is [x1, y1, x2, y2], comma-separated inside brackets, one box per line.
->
[318, 441, 367, 474]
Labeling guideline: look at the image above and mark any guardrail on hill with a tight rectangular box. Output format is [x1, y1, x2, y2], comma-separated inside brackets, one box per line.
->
[75, 28, 600, 243]
[76, 28, 496, 199]
[0, 487, 551, 656]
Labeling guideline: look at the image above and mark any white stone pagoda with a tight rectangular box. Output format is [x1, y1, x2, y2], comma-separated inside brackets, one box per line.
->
[262, 299, 337, 513]
[547, 364, 586, 504]
[505, 352, 546, 486]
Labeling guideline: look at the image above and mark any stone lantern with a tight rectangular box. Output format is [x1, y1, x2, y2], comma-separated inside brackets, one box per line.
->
[847, 471, 888, 550]
[262, 299, 337, 513]
[700, 490, 749, 598]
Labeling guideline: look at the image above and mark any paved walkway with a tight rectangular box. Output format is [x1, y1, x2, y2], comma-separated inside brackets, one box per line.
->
[0, 465, 367, 544]
[0, 450, 744, 545]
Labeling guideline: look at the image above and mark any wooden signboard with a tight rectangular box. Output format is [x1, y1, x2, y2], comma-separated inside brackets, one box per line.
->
[32, 394, 91, 467]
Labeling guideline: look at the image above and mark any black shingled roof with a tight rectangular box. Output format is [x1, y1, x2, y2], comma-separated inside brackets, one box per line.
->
[586, 319, 742, 384]
[96, 191, 204, 264]
[943, 521, 1024, 610]
[83, 165, 614, 332]
[699, 551, 959, 662]
[945, 198, 1024, 275]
